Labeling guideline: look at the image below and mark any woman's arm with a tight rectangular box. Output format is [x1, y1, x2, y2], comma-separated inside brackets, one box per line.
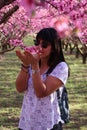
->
[32, 62, 68, 98]
[32, 64, 63, 98]
[15, 50, 31, 93]
[16, 66, 30, 93]
[32, 73, 63, 98]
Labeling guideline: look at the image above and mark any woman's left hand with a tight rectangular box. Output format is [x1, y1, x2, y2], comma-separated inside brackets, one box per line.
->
[24, 50, 40, 67]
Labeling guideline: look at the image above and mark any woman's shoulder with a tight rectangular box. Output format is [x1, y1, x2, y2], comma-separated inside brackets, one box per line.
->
[50, 61, 68, 75]
[50, 62, 69, 84]
[55, 62, 68, 69]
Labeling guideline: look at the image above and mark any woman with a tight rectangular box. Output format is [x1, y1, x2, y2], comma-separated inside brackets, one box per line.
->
[16, 27, 69, 130]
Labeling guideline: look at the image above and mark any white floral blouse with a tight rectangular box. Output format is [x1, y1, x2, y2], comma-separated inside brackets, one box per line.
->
[18, 62, 68, 130]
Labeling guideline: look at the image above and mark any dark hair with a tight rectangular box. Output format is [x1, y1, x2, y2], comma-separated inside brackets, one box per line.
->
[36, 27, 66, 74]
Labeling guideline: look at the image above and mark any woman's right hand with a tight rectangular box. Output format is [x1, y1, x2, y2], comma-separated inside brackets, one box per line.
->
[16, 50, 30, 66]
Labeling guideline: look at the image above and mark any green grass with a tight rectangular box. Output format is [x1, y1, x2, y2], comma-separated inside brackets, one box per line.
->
[63, 54, 87, 130]
[0, 39, 87, 130]
[0, 51, 23, 130]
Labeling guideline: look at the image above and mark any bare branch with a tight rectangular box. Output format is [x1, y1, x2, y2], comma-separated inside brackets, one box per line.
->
[0, 46, 15, 54]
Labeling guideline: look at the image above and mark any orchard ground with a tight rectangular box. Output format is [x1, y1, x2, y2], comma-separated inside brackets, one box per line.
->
[0, 36, 87, 130]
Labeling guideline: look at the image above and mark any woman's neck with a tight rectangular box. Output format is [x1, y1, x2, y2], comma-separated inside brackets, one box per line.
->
[40, 59, 49, 74]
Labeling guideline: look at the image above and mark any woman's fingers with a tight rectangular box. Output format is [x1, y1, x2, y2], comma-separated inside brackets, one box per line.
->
[24, 51, 36, 59]
[16, 50, 25, 59]
[16, 50, 32, 66]
[16, 50, 40, 66]
[16, 50, 27, 64]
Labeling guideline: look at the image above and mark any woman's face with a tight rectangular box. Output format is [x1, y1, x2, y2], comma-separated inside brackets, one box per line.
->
[35, 39, 52, 59]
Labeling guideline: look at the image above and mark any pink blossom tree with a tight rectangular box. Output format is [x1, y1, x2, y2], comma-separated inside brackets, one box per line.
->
[0, 0, 87, 63]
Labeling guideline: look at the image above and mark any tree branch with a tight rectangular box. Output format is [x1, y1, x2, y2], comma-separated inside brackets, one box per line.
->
[0, 0, 16, 9]
[0, 5, 19, 25]
[0, 46, 15, 54]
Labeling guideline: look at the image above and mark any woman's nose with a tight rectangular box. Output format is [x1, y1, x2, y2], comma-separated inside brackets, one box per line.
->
[38, 44, 42, 50]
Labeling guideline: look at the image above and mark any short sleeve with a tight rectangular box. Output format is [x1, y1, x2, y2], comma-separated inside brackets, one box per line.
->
[49, 62, 68, 85]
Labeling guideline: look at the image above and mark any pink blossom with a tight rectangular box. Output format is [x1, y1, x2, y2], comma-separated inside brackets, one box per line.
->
[17, 0, 45, 16]
[17, 0, 35, 16]
[52, 16, 72, 38]
[10, 39, 24, 47]
[10, 39, 38, 56]
[24, 45, 38, 57]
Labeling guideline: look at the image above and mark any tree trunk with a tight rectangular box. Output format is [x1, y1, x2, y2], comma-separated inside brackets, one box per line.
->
[82, 54, 87, 64]
[65, 44, 68, 51]
[69, 43, 75, 54]
[75, 47, 80, 58]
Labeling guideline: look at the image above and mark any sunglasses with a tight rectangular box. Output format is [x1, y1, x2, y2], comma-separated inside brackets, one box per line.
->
[34, 40, 50, 48]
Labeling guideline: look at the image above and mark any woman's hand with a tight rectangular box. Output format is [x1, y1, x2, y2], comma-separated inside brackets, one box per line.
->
[24, 50, 40, 67]
[16, 50, 31, 66]
[16, 49, 40, 66]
